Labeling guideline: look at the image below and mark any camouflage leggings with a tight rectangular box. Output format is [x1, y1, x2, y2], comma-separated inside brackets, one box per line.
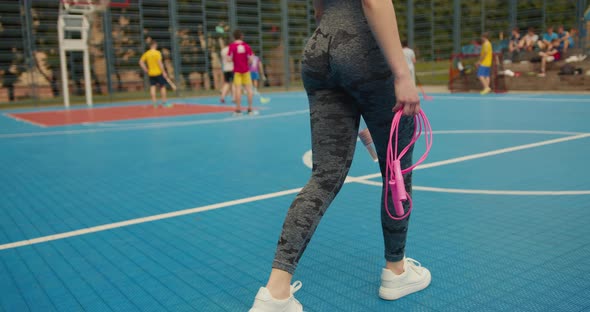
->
[272, 23, 415, 275]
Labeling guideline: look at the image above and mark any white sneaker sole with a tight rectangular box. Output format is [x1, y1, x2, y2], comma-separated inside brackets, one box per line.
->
[249, 304, 304, 312]
[378, 270, 432, 300]
[249, 309, 304, 312]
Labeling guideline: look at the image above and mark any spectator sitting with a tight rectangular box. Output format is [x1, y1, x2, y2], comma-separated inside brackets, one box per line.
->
[518, 27, 538, 51]
[556, 26, 575, 54]
[538, 38, 562, 77]
[538, 26, 558, 50]
[508, 27, 521, 52]
[508, 27, 521, 61]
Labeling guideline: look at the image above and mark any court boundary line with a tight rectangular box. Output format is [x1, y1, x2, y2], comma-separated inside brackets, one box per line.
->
[3, 113, 48, 128]
[432, 95, 590, 103]
[426, 130, 585, 135]
[0, 109, 310, 139]
[0, 187, 304, 251]
[352, 180, 590, 195]
[2, 131, 589, 251]
[304, 131, 590, 180]
[351, 133, 590, 181]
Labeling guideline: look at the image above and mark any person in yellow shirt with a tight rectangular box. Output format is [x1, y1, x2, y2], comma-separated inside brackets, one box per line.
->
[477, 33, 493, 95]
[139, 41, 171, 108]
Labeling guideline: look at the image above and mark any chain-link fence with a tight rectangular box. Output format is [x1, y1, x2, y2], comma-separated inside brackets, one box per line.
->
[0, 0, 588, 106]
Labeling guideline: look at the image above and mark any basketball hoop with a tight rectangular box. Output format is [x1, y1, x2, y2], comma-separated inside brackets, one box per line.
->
[61, 0, 111, 15]
[58, 0, 129, 108]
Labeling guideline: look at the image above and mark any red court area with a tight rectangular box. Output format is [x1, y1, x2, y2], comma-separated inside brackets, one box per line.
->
[7, 104, 241, 127]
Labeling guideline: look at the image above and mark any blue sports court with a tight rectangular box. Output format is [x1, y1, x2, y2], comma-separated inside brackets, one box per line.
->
[1, 92, 590, 311]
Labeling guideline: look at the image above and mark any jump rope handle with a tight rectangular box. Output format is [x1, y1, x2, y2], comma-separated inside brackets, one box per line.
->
[385, 109, 432, 220]
[389, 160, 407, 216]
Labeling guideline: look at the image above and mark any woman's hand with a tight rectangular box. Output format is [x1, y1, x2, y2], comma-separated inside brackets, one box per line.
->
[393, 75, 420, 116]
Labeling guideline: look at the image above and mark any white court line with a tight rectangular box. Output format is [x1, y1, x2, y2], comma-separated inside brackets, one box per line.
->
[0, 109, 310, 139]
[430, 130, 585, 135]
[3, 113, 48, 128]
[82, 106, 273, 127]
[411, 186, 590, 195]
[2, 131, 589, 251]
[432, 95, 590, 103]
[81, 122, 127, 127]
[0, 187, 304, 251]
[353, 133, 590, 181]
[351, 180, 590, 195]
[303, 130, 587, 171]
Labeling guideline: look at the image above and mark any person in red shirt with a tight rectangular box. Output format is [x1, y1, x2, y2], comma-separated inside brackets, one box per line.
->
[228, 30, 256, 116]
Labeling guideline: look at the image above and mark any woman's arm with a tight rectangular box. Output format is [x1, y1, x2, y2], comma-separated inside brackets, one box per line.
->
[362, 0, 420, 115]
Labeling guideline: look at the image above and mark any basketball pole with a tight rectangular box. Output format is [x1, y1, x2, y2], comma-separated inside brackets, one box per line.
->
[58, 22, 70, 108]
[58, 1, 98, 108]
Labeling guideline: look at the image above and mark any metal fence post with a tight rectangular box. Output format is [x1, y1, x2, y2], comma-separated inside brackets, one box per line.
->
[306, 0, 311, 38]
[168, 0, 181, 94]
[201, 0, 210, 91]
[22, 0, 38, 104]
[542, 0, 546, 31]
[258, 0, 263, 57]
[103, 8, 114, 96]
[281, 0, 289, 89]
[138, 0, 148, 90]
[229, 0, 237, 34]
[453, 0, 461, 54]
[481, 0, 485, 35]
[509, 0, 517, 30]
[430, 0, 434, 60]
[407, 0, 414, 48]
[579, 0, 588, 53]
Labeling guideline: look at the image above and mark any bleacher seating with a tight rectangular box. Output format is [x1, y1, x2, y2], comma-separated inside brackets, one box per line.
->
[500, 48, 590, 91]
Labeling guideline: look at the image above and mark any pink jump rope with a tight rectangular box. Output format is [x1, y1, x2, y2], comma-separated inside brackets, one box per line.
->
[359, 109, 432, 220]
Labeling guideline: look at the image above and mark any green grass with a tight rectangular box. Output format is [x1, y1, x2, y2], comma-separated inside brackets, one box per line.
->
[415, 60, 450, 85]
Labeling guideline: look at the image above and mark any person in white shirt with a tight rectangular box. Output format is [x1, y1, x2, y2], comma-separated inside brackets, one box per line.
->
[518, 27, 539, 51]
[402, 40, 416, 85]
[220, 45, 234, 104]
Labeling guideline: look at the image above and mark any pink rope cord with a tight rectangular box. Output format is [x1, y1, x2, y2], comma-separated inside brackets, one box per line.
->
[385, 109, 433, 220]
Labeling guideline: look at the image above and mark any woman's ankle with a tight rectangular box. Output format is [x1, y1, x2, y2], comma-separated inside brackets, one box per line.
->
[386, 260, 405, 275]
[265, 283, 291, 300]
[265, 268, 293, 300]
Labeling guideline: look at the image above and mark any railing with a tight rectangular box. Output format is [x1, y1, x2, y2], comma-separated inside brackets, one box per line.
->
[0, 0, 587, 106]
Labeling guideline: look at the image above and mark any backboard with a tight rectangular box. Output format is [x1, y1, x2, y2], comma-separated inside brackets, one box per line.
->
[60, 0, 129, 14]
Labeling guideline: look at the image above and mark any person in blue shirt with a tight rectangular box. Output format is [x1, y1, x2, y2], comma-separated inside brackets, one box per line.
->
[539, 26, 559, 50]
[543, 27, 559, 41]
[556, 25, 575, 53]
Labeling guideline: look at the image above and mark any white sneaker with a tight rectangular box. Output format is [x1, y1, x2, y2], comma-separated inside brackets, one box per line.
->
[249, 281, 303, 312]
[248, 110, 260, 116]
[379, 258, 431, 300]
[232, 111, 243, 117]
